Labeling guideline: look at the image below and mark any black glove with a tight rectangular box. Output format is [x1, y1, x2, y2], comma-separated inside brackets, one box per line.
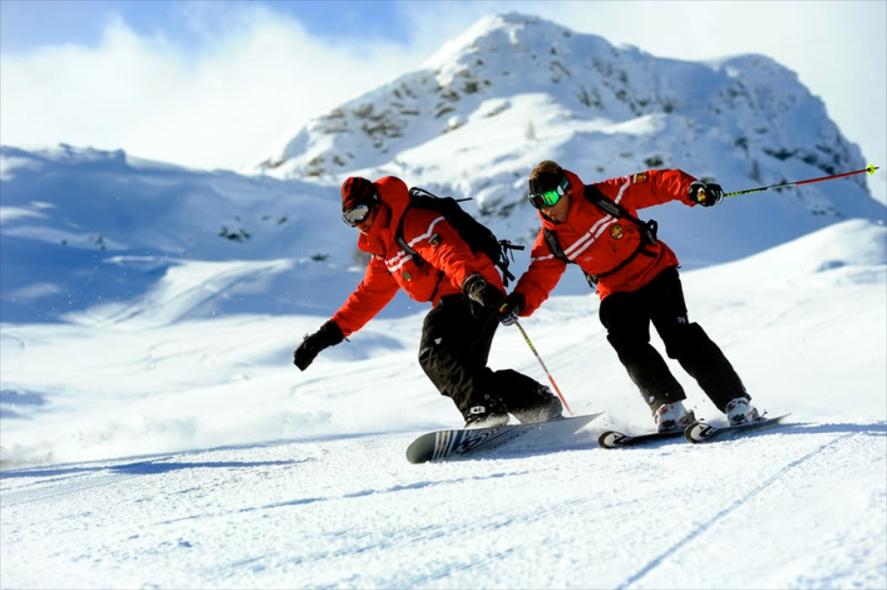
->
[462, 273, 506, 311]
[688, 180, 724, 207]
[498, 292, 524, 326]
[293, 320, 345, 371]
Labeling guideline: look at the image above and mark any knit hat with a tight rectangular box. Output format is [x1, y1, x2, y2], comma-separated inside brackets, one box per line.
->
[341, 177, 377, 211]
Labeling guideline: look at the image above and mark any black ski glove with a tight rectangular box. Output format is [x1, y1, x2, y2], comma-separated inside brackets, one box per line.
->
[462, 273, 506, 311]
[293, 320, 345, 371]
[499, 292, 524, 326]
[689, 180, 724, 207]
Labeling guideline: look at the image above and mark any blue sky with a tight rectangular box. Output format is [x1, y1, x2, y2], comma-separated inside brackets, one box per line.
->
[1, 1, 414, 52]
[1, 1, 884, 198]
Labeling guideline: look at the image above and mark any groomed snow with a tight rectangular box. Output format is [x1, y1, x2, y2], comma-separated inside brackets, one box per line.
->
[2, 220, 885, 589]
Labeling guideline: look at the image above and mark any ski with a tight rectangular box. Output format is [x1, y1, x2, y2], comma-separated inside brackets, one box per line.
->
[597, 427, 686, 449]
[405, 412, 602, 464]
[684, 413, 791, 444]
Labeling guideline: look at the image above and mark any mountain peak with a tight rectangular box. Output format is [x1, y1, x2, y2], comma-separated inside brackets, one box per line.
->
[257, 12, 878, 256]
[423, 13, 574, 71]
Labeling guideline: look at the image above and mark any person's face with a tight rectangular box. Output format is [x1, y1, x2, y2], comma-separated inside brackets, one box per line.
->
[355, 205, 377, 233]
[541, 187, 571, 224]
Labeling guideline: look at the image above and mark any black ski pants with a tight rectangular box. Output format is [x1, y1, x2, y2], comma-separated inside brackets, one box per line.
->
[598, 266, 748, 413]
[418, 294, 547, 419]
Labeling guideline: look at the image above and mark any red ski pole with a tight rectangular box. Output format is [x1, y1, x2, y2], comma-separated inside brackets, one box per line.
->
[513, 319, 574, 415]
[725, 164, 878, 198]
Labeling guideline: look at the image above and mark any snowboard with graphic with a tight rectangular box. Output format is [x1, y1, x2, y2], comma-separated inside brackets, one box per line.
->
[406, 413, 601, 464]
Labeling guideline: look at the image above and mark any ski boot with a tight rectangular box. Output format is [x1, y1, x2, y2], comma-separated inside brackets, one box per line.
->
[725, 397, 760, 426]
[654, 401, 695, 433]
[463, 394, 509, 429]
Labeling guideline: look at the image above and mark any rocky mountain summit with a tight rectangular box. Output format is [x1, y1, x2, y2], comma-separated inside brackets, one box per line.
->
[261, 13, 871, 225]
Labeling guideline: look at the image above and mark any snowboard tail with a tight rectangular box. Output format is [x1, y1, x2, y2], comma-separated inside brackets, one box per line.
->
[406, 413, 601, 464]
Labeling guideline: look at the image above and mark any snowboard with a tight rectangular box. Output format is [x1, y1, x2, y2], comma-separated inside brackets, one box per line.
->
[405, 412, 602, 464]
[684, 413, 791, 443]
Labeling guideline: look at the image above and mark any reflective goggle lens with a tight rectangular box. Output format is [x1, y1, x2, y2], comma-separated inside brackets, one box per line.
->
[529, 187, 563, 209]
[342, 203, 371, 226]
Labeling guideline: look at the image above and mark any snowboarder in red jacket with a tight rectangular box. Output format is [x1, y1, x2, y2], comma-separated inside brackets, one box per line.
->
[503, 160, 760, 431]
[293, 176, 562, 428]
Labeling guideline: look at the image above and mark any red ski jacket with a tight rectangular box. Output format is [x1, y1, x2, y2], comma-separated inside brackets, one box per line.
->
[331, 176, 504, 337]
[514, 168, 698, 315]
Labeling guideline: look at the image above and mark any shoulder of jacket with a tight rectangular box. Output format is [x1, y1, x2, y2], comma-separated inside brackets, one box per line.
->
[400, 206, 449, 245]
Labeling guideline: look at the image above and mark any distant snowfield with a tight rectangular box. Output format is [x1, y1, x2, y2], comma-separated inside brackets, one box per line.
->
[1, 220, 885, 588]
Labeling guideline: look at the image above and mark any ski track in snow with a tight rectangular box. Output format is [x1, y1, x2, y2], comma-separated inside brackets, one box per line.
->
[1, 425, 885, 589]
[617, 431, 855, 589]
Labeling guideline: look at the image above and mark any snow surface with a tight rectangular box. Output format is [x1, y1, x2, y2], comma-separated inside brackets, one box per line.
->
[2, 220, 885, 588]
[2, 11, 886, 589]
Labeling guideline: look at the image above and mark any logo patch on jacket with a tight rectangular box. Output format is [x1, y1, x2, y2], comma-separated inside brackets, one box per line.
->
[610, 223, 624, 239]
[633, 173, 647, 184]
[402, 271, 413, 282]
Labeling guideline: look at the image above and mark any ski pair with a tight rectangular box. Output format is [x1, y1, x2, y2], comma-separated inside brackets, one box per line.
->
[597, 413, 790, 449]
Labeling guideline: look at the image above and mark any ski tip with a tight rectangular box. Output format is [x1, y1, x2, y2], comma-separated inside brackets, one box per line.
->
[597, 431, 625, 449]
[683, 421, 712, 444]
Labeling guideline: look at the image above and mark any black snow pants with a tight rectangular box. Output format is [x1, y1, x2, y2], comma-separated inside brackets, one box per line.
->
[598, 266, 748, 413]
[418, 294, 549, 419]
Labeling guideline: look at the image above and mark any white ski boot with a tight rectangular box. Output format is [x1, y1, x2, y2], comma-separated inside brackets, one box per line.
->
[725, 397, 760, 426]
[654, 401, 695, 433]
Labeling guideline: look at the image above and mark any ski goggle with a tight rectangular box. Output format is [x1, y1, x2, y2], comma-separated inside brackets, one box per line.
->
[342, 203, 371, 227]
[529, 176, 570, 209]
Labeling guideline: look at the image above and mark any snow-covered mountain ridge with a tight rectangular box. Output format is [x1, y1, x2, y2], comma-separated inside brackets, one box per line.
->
[261, 13, 877, 234]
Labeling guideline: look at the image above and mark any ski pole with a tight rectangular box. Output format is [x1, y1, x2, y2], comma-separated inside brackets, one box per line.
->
[513, 319, 574, 415]
[725, 164, 878, 198]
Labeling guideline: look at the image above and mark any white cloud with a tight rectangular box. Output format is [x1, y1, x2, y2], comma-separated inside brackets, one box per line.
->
[0, 6, 420, 171]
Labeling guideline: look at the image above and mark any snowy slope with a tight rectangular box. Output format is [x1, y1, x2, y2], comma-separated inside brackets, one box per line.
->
[1, 220, 885, 588]
[1, 11, 885, 588]
[0, 145, 426, 324]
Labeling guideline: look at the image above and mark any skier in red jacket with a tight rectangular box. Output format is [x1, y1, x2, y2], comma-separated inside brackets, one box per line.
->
[502, 160, 760, 432]
[293, 176, 562, 428]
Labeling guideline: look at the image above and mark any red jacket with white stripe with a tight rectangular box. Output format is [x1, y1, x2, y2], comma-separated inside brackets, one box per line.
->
[331, 176, 504, 337]
[514, 168, 698, 315]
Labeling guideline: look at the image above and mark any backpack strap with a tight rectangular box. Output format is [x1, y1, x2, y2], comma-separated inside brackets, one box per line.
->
[394, 203, 423, 266]
[395, 203, 447, 300]
[583, 184, 658, 245]
[543, 228, 597, 288]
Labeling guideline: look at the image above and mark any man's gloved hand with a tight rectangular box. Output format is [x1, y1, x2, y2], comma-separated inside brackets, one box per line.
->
[293, 320, 345, 371]
[498, 292, 524, 326]
[462, 273, 506, 311]
[689, 180, 724, 207]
